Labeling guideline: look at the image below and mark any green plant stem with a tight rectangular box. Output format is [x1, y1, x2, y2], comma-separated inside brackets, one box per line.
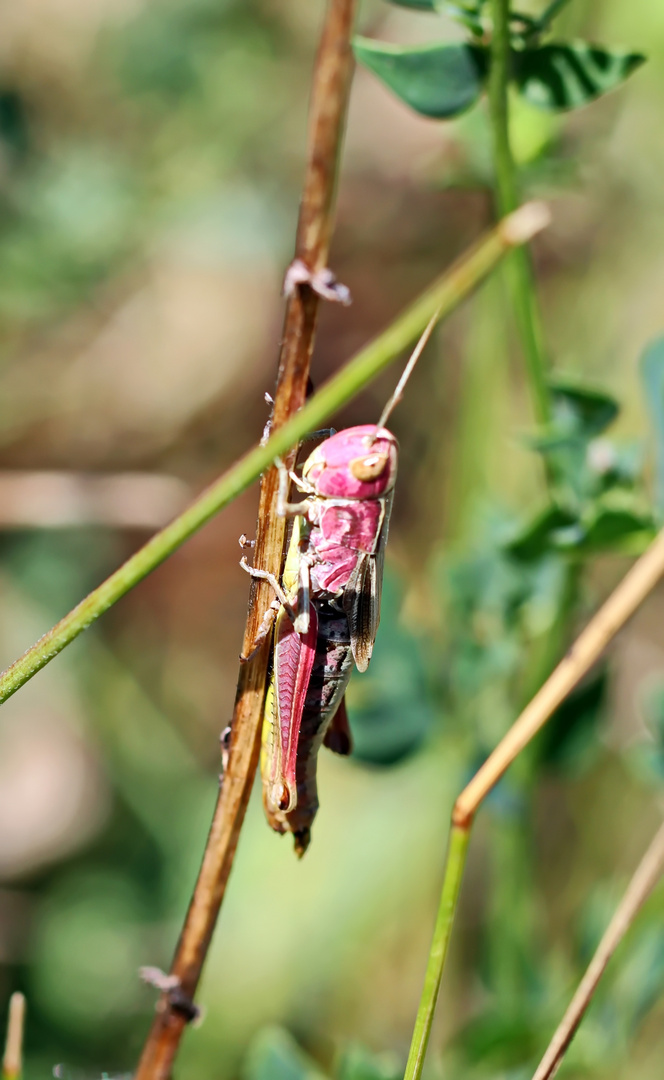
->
[489, 0, 551, 428]
[535, 0, 574, 33]
[403, 825, 470, 1080]
[487, 558, 580, 1004]
[402, 14, 564, 1069]
[0, 207, 547, 709]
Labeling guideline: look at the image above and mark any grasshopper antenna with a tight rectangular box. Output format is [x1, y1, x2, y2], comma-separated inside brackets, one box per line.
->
[376, 307, 441, 431]
[377, 201, 551, 432]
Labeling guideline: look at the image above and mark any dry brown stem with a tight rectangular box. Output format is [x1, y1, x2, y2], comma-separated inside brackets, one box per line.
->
[2, 993, 25, 1080]
[454, 529, 664, 826]
[405, 530, 664, 1080]
[133, 3, 358, 1077]
[531, 819, 664, 1080]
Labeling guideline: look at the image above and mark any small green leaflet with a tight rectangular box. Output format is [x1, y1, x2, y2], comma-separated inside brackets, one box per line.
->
[506, 505, 579, 562]
[513, 42, 645, 112]
[244, 1028, 328, 1080]
[580, 504, 655, 554]
[355, 34, 644, 121]
[549, 378, 620, 438]
[354, 38, 488, 119]
[384, 0, 485, 33]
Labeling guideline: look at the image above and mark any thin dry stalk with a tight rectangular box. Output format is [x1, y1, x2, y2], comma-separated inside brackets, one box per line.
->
[133, 3, 357, 1077]
[2, 993, 25, 1080]
[406, 529, 664, 1080]
[454, 529, 664, 825]
[531, 819, 664, 1080]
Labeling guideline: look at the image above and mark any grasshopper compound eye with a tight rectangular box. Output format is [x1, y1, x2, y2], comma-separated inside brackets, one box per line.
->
[349, 452, 389, 482]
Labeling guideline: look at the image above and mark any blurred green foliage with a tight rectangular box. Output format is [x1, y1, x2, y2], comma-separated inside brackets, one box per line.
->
[1, 1, 664, 1079]
[355, 1, 644, 118]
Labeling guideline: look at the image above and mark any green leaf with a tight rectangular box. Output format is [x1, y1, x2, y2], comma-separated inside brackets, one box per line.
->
[505, 505, 579, 562]
[536, 669, 607, 775]
[550, 378, 620, 437]
[337, 1044, 401, 1080]
[384, 0, 440, 8]
[347, 574, 435, 765]
[0, 89, 30, 159]
[628, 742, 664, 786]
[612, 926, 664, 1032]
[580, 505, 655, 553]
[244, 1028, 328, 1080]
[587, 439, 643, 493]
[626, 685, 664, 787]
[640, 336, 664, 516]
[384, 0, 484, 23]
[455, 1009, 543, 1070]
[354, 38, 488, 119]
[645, 687, 664, 750]
[514, 42, 646, 112]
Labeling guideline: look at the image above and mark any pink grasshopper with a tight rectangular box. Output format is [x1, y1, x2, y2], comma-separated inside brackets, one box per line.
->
[242, 313, 438, 855]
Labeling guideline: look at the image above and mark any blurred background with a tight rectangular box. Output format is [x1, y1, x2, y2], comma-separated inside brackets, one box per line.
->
[1, 1, 664, 1077]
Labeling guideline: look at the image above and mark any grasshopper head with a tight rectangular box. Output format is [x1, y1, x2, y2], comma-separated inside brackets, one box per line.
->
[302, 425, 398, 499]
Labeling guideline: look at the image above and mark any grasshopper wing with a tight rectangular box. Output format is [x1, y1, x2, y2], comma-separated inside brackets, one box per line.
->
[344, 554, 379, 673]
[343, 492, 391, 673]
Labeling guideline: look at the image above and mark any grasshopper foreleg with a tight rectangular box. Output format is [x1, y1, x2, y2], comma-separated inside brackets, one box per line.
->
[275, 456, 314, 516]
[240, 556, 291, 609]
[239, 556, 297, 661]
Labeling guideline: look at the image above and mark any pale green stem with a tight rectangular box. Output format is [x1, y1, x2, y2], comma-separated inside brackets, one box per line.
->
[535, 0, 574, 32]
[402, 11, 559, 1077]
[403, 826, 470, 1080]
[489, 0, 552, 427]
[0, 208, 546, 708]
